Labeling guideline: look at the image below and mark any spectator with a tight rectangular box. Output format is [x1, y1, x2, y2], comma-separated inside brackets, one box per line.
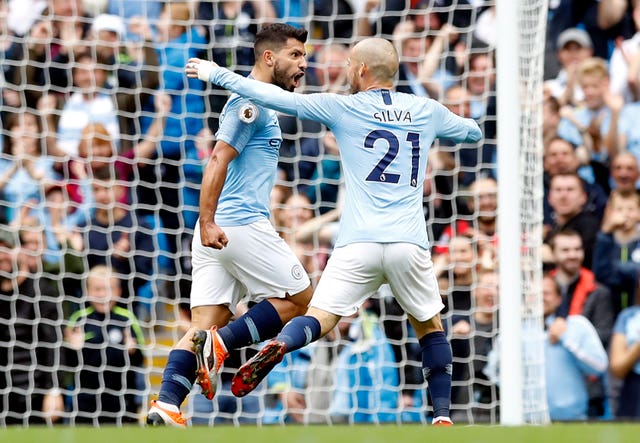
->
[449, 269, 500, 423]
[106, 0, 162, 42]
[609, 152, 640, 195]
[547, 228, 615, 348]
[545, 28, 593, 107]
[67, 91, 171, 206]
[548, 1, 634, 62]
[593, 190, 640, 315]
[55, 50, 120, 157]
[544, 172, 601, 268]
[609, 289, 640, 419]
[278, 193, 322, 282]
[64, 265, 145, 425]
[434, 177, 497, 258]
[198, 0, 275, 134]
[78, 167, 155, 311]
[617, 90, 640, 165]
[272, 0, 310, 29]
[140, 1, 205, 283]
[485, 273, 609, 422]
[0, 225, 64, 426]
[9, 0, 93, 106]
[548, 227, 613, 417]
[557, 57, 624, 167]
[436, 235, 477, 318]
[543, 137, 608, 225]
[394, 24, 430, 97]
[0, 110, 59, 223]
[608, 0, 640, 103]
[441, 84, 483, 186]
[312, 0, 359, 41]
[423, 148, 472, 245]
[543, 95, 562, 148]
[306, 43, 349, 93]
[394, 23, 458, 97]
[464, 51, 496, 170]
[19, 212, 84, 305]
[89, 13, 160, 150]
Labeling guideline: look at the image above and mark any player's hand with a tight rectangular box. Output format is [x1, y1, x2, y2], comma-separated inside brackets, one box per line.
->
[186, 58, 219, 82]
[200, 220, 229, 249]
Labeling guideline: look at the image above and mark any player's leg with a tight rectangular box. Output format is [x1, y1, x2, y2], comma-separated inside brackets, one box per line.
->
[191, 220, 312, 395]
[231, 307, 340, 397]
[213, 285, 313, 354]
[147, 305, 233, 427]
[231, 243, 385, 397]
[147, 220, 242, 426]
[384, 243, 453, 426]
[192, 285, 314, 399]
[409, 313, 453, 426]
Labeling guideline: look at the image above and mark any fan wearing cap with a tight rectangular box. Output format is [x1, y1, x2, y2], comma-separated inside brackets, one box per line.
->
[545, 28, 594, 107]
[90, 14, 160, 151]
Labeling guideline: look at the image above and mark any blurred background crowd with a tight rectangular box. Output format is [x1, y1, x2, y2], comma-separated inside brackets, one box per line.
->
[1, 0, 640, 427]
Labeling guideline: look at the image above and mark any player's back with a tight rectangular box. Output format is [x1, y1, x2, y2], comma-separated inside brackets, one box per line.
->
[324, 89, 479, 248]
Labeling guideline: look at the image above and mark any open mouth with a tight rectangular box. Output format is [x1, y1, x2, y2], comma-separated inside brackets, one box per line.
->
[292, 72, 305, 86]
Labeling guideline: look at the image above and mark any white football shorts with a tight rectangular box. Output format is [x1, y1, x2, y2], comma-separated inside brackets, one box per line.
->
[311, 242, 444, 321]
[190, 218, 311, 314]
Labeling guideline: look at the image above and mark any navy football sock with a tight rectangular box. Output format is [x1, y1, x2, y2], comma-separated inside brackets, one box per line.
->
[157, 349, 197, 407]
[419, 330, 453, 419]
[276, 315, 321, 352]
[217, 300, 284, 350]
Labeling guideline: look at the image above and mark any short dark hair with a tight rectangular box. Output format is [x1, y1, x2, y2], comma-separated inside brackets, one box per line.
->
[254, 23, 308, 59]
[548, 228, 582, 251]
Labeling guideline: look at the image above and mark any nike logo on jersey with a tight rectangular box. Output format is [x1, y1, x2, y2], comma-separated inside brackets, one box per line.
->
[373, 109, 412, 123]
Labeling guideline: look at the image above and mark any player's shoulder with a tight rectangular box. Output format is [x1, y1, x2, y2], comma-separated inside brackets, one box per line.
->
[224, 94, 263, 124]
[392, 90, 433, 106]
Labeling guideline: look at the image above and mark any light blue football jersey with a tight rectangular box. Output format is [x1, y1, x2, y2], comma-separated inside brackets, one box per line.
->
[210, 69, 482, 248]
[214, 94, 282, 226]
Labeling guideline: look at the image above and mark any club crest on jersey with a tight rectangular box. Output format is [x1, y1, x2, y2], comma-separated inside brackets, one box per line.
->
[239, 103, 258, 123]
[291, 264, 304, 280]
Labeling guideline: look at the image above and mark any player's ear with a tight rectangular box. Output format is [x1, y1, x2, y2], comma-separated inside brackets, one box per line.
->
[263, 50, 275, 66]
[359, 62, 367, 78]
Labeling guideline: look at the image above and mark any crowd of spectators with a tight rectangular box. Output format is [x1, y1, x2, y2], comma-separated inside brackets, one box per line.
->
[1, 0, 640, 426]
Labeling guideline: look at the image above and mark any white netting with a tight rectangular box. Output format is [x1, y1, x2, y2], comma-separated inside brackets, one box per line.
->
[517, 0, 549, 425]
[0, 0, 547, 426]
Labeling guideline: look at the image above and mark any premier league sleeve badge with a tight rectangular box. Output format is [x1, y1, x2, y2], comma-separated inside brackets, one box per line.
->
[239, 103, 258, 123]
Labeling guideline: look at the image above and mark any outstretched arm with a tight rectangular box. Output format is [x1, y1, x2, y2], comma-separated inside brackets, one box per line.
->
[186, 58, 336, 127]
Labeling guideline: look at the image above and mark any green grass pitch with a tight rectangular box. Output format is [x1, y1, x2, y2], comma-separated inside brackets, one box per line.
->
[4, 423, 640, 443]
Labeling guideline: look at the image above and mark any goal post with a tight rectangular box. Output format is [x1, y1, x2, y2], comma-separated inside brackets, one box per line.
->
[496, 0, 550, 425]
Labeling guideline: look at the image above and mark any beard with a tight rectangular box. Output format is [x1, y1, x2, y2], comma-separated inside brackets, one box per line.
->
[272, 62, 295, 92]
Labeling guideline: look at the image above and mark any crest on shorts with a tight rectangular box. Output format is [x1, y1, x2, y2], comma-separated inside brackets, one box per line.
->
[239, 103, 258, 123]
[291, 264, 304, 280]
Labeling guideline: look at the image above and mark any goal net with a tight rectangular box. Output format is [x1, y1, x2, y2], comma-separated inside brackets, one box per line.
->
[0, 0, 548, 426]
